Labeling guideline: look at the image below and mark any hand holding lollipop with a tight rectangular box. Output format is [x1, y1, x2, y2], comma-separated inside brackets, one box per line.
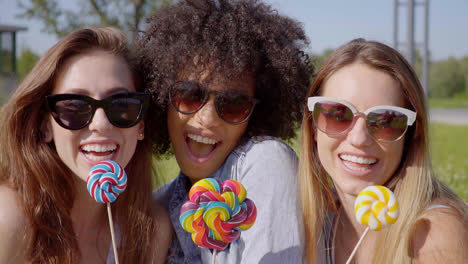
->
[179, 178, 257, 264]
[346, 185, 399, 264]
[87, 160, 127, 264]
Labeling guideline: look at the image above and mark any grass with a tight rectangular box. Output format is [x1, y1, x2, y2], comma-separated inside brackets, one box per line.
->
[428, 96, 468, 108]
[429, 124, 468, 202]
[154, 124, 468, 203]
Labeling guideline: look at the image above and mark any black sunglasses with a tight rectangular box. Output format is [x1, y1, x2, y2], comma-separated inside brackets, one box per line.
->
[169, 81, 259, 124]
[45, 92, 150, 130]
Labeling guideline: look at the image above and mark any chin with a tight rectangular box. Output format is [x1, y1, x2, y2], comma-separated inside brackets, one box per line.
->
[184, 172, 208, 183]
[337, 180, 374, 197]
[181, 157, 222, 182]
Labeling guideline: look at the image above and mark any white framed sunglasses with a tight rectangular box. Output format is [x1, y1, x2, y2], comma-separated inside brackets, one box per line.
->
[307, 96, 417, 142]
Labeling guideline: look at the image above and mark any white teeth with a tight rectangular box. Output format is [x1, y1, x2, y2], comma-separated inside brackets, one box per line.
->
[84, 153, 114, 162]
[340, 154, 377, 165]
[81, 144, 117, 153]
[187, 134, 217, 145]
[343, 163, 369, 171]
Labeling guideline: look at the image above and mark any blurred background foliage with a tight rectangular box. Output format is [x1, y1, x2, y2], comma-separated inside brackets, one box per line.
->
[7, 47, 468, 106]
[310, 49, 468, 106]
[2, 0, 468, 107]
[17, 0, 173, 40]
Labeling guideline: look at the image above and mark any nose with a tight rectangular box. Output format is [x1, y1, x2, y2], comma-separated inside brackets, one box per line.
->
[346, 116, 373, 147]
[87, 108, 114, 133]
[193, 95, 222, 127]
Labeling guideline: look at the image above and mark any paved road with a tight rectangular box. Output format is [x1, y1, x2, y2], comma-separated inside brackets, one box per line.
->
[429, 108, 468, 125]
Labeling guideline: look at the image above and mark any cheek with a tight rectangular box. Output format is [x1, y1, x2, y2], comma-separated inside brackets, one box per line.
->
[50, 122, 70, 146]
[315, 132, 339, 173]
[316, 136, 329, 166]
[167, 108, 186, 142]
[227, 123, 248, 146]
[383, 141, 405, 177]
[49, 123, 78, 166]
[121, 128, 140, 167]
[167, 108, 178, 129]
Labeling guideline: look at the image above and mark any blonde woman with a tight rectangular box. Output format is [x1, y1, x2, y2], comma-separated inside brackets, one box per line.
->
[0, 27, 171, 263]
[299, 39, 468, 263]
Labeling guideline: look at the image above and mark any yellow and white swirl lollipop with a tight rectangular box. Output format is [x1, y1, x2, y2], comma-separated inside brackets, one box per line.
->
[354, 185, 399, 231]
[346, 185, 399, 264]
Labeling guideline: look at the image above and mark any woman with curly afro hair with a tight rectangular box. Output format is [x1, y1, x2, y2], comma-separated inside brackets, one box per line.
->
[139, 0, 313, 263]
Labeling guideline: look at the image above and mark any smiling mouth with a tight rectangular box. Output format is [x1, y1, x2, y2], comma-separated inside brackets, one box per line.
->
[81, 143, 118, 162]
[339, 154, 378, 171]
[186, 134, 219, 158]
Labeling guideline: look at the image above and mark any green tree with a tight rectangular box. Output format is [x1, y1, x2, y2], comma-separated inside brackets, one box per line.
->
[429, 57, 465, 98]
[0, 83, 7, 106]
[18, 0, 173, 39]
[310, 48, 334, 70]
[460, 56, 468, 96]
[0, 50, 13, 73]
[17, 48, 40, 81]
[413, 48, 424, 78]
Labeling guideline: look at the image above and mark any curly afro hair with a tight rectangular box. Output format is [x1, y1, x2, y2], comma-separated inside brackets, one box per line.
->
[138, 0, 313, 154]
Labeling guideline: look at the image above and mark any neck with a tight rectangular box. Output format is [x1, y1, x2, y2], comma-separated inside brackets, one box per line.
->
[71, 180, 106, 237]
[335, 187, 368, 236]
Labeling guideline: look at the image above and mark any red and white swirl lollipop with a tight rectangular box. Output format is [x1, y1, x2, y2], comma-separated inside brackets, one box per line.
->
[87, 160, 127, 203]
[87, 160, 127, 264]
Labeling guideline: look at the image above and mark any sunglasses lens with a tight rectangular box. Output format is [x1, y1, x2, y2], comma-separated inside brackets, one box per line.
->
[217, 92, 255, 124]
[54, 99, 93, 129]
[313, 102, 354, 134]
[367, 109, 408, 141]
[107, 97, 143, 127]
[171, 82, 205, 113]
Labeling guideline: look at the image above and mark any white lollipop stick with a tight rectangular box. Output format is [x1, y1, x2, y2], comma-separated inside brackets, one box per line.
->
[212, 249, 217, 264]
[107, 203, 120, 264]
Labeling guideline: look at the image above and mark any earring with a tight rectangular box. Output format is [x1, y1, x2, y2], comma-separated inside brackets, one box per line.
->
[139, 132, 144, 138]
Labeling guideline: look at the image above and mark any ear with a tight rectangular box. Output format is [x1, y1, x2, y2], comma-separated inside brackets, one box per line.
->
[137, 121, 145, 141]
[41, 118, 53, 143]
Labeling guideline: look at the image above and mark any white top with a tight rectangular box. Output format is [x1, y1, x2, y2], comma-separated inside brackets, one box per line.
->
[155, 136, 305, 264]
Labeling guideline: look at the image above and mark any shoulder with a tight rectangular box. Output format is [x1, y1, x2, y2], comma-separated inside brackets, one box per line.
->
[0, 185, 29, 262]
[411, 203, 468, 263]
[152, 178, 178, 208]
[238, 136, 297, 161]
[0, 185, 28, 231]
[152, 201, 173, 233]
[151, 199, 173, 242]
[233, 137, 299, 183]
[149, 200, 173, 263]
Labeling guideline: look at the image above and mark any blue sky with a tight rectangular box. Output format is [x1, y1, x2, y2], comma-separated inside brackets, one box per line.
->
[1, 0, 467, 61]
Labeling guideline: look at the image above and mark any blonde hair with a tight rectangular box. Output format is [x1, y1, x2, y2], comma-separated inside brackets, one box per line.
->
[298, 38, 468, 263]
[0, 27, 158, 263]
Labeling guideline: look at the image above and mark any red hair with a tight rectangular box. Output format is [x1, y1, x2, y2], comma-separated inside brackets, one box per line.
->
[0, 27, 157, 263]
